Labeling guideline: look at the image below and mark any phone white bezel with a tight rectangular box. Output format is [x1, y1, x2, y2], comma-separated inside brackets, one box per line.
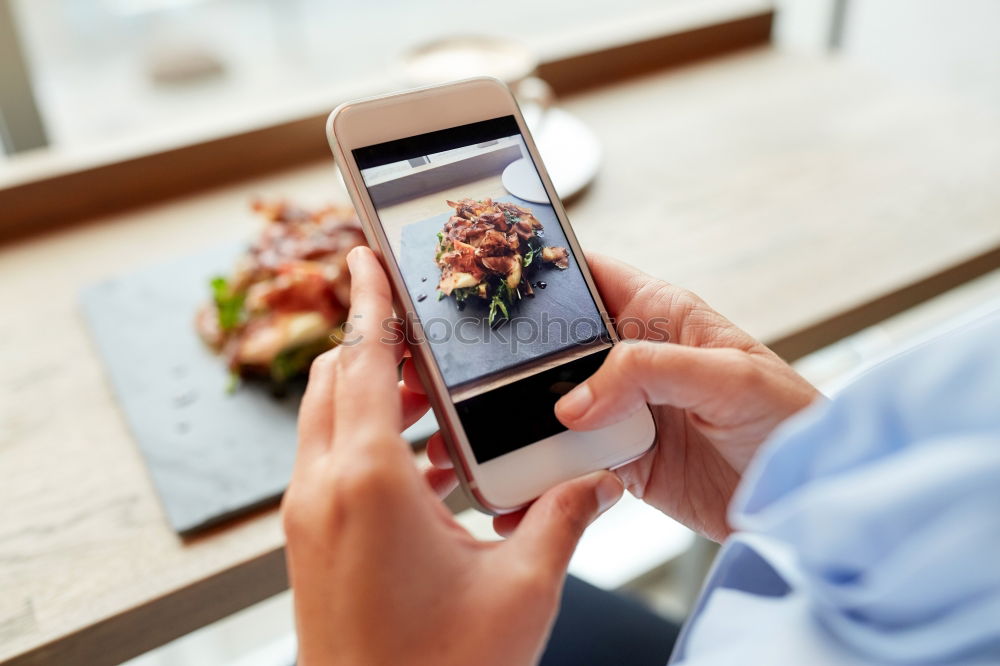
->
[327, 77, 655, 513]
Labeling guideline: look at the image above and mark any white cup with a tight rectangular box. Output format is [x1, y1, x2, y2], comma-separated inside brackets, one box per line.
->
[398, 37, 554, 132]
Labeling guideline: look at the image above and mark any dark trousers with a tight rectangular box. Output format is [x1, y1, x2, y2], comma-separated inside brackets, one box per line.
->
[540, 576, 680, 666]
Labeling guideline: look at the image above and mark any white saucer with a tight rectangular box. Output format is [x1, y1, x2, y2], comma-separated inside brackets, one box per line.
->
[503, 107, 602, 202]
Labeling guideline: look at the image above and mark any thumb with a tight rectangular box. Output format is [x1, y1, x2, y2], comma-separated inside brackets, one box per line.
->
[555, 341, 751, 431]
[507, 471, 623, 578]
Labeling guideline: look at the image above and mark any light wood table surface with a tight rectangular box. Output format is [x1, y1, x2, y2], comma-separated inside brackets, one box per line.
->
[3, 47, 1000, 666]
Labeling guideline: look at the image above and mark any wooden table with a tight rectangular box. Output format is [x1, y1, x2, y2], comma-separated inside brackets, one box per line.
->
[3, 47, 1000, 665]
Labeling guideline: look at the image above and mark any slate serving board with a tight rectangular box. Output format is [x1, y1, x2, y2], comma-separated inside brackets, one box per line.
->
[81, 243, 436, 535]
[398, 195, 605, 390]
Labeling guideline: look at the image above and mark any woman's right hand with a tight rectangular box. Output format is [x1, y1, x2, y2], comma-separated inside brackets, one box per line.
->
[414, 253, 819, 542]
[551, 253, 820, 541]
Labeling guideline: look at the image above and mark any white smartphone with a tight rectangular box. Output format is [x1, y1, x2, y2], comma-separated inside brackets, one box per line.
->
[327, 77, 655, 514]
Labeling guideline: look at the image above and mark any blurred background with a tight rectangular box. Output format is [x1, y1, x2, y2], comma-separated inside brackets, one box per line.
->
[4, 0, 1000, 159]
[3, 1, 1000, 665]
[4, 0, 666, 155]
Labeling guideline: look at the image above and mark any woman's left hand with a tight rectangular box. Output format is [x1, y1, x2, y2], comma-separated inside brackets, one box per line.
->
[282, 247, 624, 666]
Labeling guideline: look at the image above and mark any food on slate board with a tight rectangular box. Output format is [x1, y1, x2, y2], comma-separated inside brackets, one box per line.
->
[434, 198, 568, 325]
[196, 200, 365, 389]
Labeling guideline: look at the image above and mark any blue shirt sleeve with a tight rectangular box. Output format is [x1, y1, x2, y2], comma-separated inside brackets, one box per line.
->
[672, 313, 1000, 665]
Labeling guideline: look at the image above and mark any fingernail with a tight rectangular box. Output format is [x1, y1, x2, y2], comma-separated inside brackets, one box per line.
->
[596, 473, 624, 513]
[346, 246, 363, 272]
[556, 383, 593, 421]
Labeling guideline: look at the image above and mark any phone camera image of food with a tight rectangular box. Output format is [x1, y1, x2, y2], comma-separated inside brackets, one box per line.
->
[354, 116, 608, 403]
[195, 200, 365, 390]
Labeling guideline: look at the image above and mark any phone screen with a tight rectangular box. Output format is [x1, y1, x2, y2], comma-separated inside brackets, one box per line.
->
[354, 116, 611, 462]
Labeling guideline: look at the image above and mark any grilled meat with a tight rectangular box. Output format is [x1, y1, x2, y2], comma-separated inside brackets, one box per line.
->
[541, 246, 570, 269]
[434, 197, 569, 324]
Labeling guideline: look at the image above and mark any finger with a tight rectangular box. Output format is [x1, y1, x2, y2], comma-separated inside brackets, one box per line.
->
[422, 465, 458, 499]
[332, 247, 405, 445]
[555, 341, 751, 430]
[401, 358, 427, 395]
[424, 432, 454, 469]
[296, 350, 340, 456]
[384, 316, 408, 364]
[585, 252, 674, 334]
[400, 381, 430, 431]
[507, 471, 623, 577]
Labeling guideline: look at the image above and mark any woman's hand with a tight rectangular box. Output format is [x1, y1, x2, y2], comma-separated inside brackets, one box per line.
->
[283, 247, 624, 666]
[414, 253, 819, 542]
[554, 254, 820, 541]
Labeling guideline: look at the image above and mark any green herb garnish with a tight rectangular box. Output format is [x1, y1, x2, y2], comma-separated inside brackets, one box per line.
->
[434, 232, 453, 264]
[522, 235, 543, 267]
[452, 286, 475, 304]
[226, 370, 240, 394]
[488, 293, 508, 325]
[488, 281, 515, 326]
[211, 276, 246, 331]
